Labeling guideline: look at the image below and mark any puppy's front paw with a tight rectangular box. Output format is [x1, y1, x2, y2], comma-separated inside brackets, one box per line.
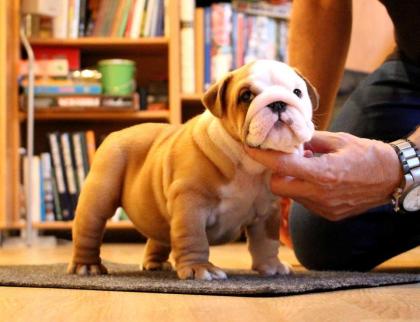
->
[177, 262, 227, 280]
[253, 259, 291, 276]
[143, 260, 173, 271]
[67, 262, 108, 276]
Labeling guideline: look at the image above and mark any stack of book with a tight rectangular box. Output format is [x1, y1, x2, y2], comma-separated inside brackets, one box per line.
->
[27, 0, 167, 39]
[182, 0, 291, 94]
[23, 131, 96, 223]
[20, 46, 142, 111]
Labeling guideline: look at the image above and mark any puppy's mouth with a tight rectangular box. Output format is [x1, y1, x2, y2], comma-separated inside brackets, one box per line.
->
[242, 86, 314, 154]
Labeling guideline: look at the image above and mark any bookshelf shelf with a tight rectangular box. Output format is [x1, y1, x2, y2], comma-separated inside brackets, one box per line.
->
[181, 93, 203, 102]
[0, 220, 135, 231]
[19, 109, 170, 122]
[29, 37, 169, 53]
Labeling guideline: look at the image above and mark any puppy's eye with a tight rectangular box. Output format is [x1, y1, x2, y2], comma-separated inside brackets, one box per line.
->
[293, 88, 302, 98]
[239, 90, 254, 103]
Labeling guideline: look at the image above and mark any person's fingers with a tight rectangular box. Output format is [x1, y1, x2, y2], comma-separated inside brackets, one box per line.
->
[270, 175, 315, 198]
[305, 131, 347, 153]
[245, 146, 332, 183]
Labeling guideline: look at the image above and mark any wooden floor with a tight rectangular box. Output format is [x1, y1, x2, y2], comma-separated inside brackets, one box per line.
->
[0, 241, 419, 322]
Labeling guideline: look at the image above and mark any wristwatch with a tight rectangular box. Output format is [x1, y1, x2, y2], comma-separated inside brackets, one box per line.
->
[390, 139, 420, 212]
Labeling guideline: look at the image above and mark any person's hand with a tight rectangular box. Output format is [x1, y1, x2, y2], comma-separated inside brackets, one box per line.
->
[245, 131, 403, 221]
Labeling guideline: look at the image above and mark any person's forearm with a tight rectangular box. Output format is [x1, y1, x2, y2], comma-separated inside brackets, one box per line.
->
[288, 0, 352, 130]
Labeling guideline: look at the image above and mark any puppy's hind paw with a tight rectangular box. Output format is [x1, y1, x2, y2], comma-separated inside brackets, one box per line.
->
[177, 262, 227, 281]
[67, 262, 108, 276]
[253, 259, 292, 276]
[143, 260, 173, 271]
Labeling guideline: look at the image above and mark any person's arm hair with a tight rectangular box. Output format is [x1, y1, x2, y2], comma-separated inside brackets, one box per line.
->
[288, 0, 352, 130]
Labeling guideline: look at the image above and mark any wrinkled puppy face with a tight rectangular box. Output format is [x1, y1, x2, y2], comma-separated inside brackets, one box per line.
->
[202, 60, 318, 154]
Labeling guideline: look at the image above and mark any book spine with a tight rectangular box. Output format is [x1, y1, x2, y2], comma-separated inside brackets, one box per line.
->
[210, 3, 233, 83]
[72, 132, 87, 192]
[23, 156, 41, 224]
[231, 11, 238, 71]
[129, 0, 146, 38]
[51, 167, 63, 221]
[180, 0, 195, 93]
[124, 0, 137, 37]
[40, 153, 56, 222]
[194, 8, 204, 94]
[204, 7, 212, 90]
[79, 132, 91, 177]
[142, 0, 155, 37]
[118, 0, 133, 37]
[69, 0, 81, 38]
[236, 12, 245, 67]
[25, 84, 102, 95]
[79, 0, 88, 37]
[48, 132, 73, 221]
[53, 0, 69, 38]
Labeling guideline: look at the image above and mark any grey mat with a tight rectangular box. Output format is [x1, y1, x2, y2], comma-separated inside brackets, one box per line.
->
[0, 262, 419, 297]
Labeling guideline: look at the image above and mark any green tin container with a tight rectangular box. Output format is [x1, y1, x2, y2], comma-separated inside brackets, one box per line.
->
[98, 59, 136, 95]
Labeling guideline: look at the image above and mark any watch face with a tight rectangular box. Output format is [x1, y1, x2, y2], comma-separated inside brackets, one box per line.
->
[402, 185, 420, 212]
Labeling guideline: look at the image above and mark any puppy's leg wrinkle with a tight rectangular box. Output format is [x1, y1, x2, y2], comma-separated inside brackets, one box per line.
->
[68, 134, 126, 276]
[246, 210, 291, 276]
[170, 193, 227, 280]
[142, 239, 172, 271]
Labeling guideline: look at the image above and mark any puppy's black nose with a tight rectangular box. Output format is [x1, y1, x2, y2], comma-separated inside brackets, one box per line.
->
[267, 101, 287, 114]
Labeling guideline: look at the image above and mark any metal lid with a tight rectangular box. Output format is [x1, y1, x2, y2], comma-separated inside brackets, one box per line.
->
[98, 59, 135, 66]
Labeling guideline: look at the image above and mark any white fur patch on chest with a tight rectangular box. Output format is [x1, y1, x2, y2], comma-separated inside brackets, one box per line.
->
[216, 169, 272, 226]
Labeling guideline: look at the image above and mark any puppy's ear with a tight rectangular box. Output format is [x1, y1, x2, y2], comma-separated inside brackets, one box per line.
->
[294, 69, 319, 111]
[202, 74, 232, 118]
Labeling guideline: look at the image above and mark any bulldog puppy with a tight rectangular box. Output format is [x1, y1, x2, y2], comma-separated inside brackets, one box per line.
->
[67, 60, 318, 280]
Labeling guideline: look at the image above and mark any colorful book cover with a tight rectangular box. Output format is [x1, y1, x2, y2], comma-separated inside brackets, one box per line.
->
[210, 3, 233, 83]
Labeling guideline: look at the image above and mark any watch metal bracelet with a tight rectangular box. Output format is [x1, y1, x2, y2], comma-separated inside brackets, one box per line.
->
[389, 139, 420, 212]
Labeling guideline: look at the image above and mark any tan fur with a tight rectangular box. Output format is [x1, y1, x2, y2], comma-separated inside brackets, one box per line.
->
[68, 61, 315, 279]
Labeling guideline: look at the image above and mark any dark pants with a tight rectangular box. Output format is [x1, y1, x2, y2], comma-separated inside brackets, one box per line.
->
[290, 58, 420, 271]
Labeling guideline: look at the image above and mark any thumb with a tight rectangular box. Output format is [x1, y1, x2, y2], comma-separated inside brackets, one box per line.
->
[305, 131, 345, 153]
[244, 145, 327, 182]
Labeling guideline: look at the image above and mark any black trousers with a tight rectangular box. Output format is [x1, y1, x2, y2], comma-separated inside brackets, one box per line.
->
[290, 58, 420, 271]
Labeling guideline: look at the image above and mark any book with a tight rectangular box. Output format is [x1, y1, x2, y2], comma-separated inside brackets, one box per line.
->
[143, 0, 156, 37]
[48, 132, 74, 220]
[210, 3, 233, 83]
[53, 0, 69, 38]
[33, 47, 80, 71]
[72, 132, 88, 193]
[60, 132, 80, 203]
[180, 0, 195, 93]
[277, 19, 288, 62]
[128, 0, 147, 38]
[22, 82, 102, 96]
[68, 0, 81, 38]
[40, 153, 56, 222]
[244, 15, 277, 63]
[51, 166, 64, 221]
[204, 6, 212, 90]
[23, 156, 42, 224]
[232, 0, 291, 20]
[194, 8, 204, 94]
[78, 0, 88, 37]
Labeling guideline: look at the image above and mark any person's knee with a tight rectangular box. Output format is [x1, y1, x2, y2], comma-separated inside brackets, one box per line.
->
[289, 204, 374, 271]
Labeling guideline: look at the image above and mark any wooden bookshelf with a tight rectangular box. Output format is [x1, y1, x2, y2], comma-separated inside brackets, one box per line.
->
[29, 37, 169, 54]
[0, 0, 182, 233]
[181, 93, 203, 102]
[19, 109, 170, 122]
[0, 220, 135, 231]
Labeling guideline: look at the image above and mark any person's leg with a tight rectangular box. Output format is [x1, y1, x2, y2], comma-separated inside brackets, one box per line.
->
[290, 59, 420, 271]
